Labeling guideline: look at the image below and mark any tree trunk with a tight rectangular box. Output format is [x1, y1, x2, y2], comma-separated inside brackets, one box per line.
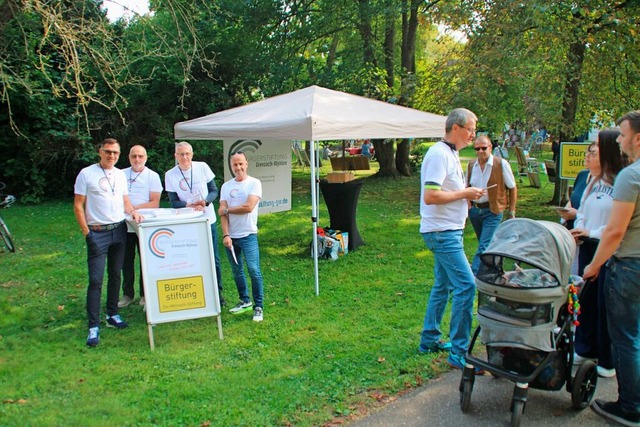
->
[373, 139, 397, 177]
[395, 0, 419, 176]
[552, 40, 586, 205]
[383, 3, 395, 88]
[357, 0, 377, 67]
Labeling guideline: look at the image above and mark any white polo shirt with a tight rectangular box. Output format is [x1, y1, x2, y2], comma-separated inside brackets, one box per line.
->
[420, 141, 467, 233]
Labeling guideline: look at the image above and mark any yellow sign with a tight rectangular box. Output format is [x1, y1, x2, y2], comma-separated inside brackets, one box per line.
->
[157, 276, 206, 312]
[559, 142, 590, 180]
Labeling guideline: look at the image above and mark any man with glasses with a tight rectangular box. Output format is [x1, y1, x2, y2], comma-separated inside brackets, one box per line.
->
[219, 151, 265, 322]
[418, 108, 487, 374]
[165, 141, 225, 307]
[74, 138, 142, 347]
[118, 145, 162, 309]
[466, 134, 517, 274]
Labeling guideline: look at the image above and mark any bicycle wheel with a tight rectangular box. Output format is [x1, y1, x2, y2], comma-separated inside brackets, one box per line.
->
[0, 218, 15, 252]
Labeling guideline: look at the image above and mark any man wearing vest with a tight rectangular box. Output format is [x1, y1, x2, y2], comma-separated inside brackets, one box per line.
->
[467, 135, 518, 274]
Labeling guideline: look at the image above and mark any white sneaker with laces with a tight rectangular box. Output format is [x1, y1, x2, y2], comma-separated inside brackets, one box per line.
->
[229, 300, 253, 314]
[253, 307, 263, 322]
[597, 366, 616, 378]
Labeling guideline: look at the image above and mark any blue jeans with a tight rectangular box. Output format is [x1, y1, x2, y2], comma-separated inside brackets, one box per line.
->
[605, 257, 640, 413]
[225, 233, 264, 308]
[469, 207, 503, 274]
[210, 224, 223, 295]
[420, 230, 476, 356]
[86, 222, 127, 328]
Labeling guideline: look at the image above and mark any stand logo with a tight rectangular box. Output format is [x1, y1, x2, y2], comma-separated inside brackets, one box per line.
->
[148, 227, 174, 258]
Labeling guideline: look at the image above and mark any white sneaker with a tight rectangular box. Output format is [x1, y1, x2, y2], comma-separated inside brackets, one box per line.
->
[117, 295, 133, 308]
[597, 366, 616, 378]
[139, 297, 145, 306]
[252, 307, 263, 322]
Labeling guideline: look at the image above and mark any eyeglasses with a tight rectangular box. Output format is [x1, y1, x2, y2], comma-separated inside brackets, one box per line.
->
[474, 146, 489, 151]
[176, 152, 193, 157]
[586, 150, 598, 157]
[458, 124, 477, 134]
[101, 149, 120, 156]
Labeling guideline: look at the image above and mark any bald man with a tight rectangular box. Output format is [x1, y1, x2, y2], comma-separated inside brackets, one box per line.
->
[119, 145, 162, 308]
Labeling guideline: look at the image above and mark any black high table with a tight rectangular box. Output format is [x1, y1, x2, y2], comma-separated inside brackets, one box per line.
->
[319, 180, 364, 251]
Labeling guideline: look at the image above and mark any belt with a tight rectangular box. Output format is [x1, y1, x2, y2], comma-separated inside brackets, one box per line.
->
[472, 201, 490, 209]
[89, 221, 124, 232]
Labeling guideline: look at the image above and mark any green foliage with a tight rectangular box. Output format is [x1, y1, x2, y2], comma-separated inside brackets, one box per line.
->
[0, 157, 561, 425]
[450, 0, 640, 136]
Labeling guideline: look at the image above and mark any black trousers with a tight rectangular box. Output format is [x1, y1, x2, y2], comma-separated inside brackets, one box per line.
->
[575, 238, 613, 369]
[86, 223, 127, 328]
[122, 232, 144, 298]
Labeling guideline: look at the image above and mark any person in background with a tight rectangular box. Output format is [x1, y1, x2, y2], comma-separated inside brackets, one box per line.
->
[418, 108, 486, 374]
[73, 138, 142, 347]
[361, 139, 372, 159]
[466, 134, 518, 274]
[557, 148, 591, 276]
[165, 141, 225, 306]
[118, 145, 162, 308]
[551, 138, 560, 165]
[584, 111, 640, 426]
[570, 130, 626, 379]
[219, 152, 264, 322]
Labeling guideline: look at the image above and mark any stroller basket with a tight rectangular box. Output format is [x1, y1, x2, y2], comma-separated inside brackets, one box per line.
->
[478, 293, 554, 327]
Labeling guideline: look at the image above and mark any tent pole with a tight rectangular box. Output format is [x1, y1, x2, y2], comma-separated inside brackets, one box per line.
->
[309, 140, 320, 295]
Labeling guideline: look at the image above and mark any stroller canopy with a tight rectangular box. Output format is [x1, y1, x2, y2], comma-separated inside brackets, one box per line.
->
[482, 218, 576, 287]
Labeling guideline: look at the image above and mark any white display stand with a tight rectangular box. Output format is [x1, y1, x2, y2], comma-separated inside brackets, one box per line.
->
[127, 208, 223, 349]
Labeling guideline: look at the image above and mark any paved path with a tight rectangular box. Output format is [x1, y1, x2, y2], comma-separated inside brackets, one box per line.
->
[350, 365, 617, 427]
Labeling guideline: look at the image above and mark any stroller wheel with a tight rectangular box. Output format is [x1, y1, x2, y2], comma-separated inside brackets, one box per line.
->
[459, 377, 474, 413]
[511, 400, 524, 427]
[571, 360, 598, 409]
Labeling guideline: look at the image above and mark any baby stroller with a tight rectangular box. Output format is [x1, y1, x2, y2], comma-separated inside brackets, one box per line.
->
[459, 218, 597, 426]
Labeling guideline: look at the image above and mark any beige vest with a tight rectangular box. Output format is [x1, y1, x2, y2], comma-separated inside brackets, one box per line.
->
[467, 157, 509, 215]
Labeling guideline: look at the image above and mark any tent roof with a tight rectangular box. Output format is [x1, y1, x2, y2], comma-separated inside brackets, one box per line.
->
[174, 85, 447, 141]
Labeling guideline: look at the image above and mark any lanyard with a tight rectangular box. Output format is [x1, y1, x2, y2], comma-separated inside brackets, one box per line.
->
[180, 167, 193, 193]
[129, 168, 144, 191]
[100, 165, 115, 195]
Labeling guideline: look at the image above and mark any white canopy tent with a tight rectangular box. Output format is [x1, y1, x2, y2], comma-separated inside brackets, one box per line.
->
[174, 85, 447, 295]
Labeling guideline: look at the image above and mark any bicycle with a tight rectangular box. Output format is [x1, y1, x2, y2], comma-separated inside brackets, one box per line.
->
[0, 182, 16, 253]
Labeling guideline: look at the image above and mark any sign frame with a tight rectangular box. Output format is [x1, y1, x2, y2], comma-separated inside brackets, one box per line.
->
[131, 216, 223, 349]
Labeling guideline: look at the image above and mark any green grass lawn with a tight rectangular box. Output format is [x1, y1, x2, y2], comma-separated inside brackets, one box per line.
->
[0, 151, 560, 426]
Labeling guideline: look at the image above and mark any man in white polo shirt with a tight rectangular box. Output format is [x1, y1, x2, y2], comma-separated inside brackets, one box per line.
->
[417, 108, 486, 374]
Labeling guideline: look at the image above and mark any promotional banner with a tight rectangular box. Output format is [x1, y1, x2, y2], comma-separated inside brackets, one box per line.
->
[223, 139, 291, 214]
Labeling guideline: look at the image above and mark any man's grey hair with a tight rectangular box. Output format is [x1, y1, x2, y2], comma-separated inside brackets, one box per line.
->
[175, 141, 193, 152]
[445, 108, 477, 133]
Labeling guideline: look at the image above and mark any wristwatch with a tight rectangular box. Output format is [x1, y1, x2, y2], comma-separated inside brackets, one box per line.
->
[224, 207, 229, 215]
